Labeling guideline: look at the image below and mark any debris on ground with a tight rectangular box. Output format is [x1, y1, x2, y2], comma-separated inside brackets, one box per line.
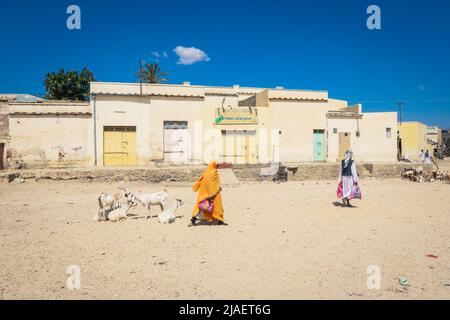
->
[426, 254, 439, 259]
[273, 165, 288, 183]
[399, 277, 410, 287]
[8, 173, 25, 184]
[5, 150, 25, 170]
[401, 167, 449, 183]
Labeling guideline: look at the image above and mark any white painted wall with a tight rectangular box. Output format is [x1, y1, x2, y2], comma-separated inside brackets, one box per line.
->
[327, 112, 397, 162]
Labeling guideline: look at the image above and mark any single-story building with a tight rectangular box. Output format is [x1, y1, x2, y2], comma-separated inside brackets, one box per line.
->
[90, 82, 398, 166]
[1, 82, 399, 168]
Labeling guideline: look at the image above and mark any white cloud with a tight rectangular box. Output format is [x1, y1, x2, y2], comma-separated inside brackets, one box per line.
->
[162, 51, 168, 58]
[418, 84, 426, 91]
[173, 46, 210, 65]
[150, 51, 160, 58]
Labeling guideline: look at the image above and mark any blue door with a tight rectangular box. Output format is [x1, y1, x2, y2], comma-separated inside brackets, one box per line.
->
[313, 130, 325, 161]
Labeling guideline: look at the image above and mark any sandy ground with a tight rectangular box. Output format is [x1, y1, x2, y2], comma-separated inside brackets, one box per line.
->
[0, 174, 449, 299]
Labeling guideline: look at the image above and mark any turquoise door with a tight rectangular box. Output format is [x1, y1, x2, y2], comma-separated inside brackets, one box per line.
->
[313, 130, 325, 161]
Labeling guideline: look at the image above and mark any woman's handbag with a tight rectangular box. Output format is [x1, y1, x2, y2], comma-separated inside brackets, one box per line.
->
[198, 198, 214, 212]
[350, 184, 362, 199]
[337, 182, 343, 198]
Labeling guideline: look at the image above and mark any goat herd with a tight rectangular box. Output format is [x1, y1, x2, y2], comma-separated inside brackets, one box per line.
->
[401, 166, 450, 183]
[96, 188, 184, 224]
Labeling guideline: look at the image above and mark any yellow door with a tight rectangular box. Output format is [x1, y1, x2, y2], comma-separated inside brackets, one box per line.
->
[245, 130, 258, 164]
[103, 127, 137, 166]
[121, 131, 137, 165]
[338, 132, 351, 161]
[222, 130, 235, 163]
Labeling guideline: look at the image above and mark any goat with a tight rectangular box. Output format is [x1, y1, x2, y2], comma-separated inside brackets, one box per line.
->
[123, 188, 169, 218]
[158, 199, 184, 224]
[107, 199, 138, 223]
[96, 189, 125, 221]
[444, 171, 450, 183]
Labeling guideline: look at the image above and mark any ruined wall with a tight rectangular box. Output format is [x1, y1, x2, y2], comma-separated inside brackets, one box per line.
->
[8, 112, 93, 168]
[0, 101, 8, 137]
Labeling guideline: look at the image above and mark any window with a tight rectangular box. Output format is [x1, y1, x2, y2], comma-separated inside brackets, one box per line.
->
[333, 128, 338, 134]
[163, 121, 188, 129]
[386, 127, 392, 138]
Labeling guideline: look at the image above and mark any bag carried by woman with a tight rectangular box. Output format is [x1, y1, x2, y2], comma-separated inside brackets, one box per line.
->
[350, 184, 362, 199]
[337, 182, 343, 198]
[198, 198, 214, 212]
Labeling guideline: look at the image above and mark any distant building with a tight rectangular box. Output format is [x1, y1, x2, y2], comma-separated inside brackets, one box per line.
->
[442, 129, 450, 156]
[427, 126, 442, 155]
[0, 97, 9, 170]
[398, 121, 428, 162]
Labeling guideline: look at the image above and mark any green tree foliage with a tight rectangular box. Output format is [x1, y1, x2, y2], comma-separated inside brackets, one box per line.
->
[44, 68, 95, 101]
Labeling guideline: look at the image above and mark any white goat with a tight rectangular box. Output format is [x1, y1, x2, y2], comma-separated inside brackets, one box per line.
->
[123, 188, 169, 218]
[158, 199, 184, 224]
[107, 199, 138, 222]
[96, 189, 125, 221]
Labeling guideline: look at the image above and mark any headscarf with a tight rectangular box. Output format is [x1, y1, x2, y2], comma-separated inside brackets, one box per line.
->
[343, 149, 353, 168]
[192, 160, 220, 195]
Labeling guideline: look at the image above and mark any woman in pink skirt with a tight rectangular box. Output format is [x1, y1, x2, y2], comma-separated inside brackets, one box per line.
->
[338, 149, 359, 207]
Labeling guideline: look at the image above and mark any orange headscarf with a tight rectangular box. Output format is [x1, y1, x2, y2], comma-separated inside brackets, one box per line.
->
[192, 161, 224, 222]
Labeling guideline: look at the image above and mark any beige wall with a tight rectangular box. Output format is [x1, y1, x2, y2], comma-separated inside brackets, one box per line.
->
[94, 95, 208, 165]
[358, 112, 398, 162]
[326, 112, 397, 162]
[8, 104, 92, 167]
[94, 94, 276, 165]
[270, 101, 330, 162]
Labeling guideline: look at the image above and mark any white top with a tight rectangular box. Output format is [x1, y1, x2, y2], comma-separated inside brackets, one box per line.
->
[339, 161, 359, 183]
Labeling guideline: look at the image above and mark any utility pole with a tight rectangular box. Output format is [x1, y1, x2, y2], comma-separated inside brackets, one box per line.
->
[396, 101, 403, 125]
[139, 59, 144, 95]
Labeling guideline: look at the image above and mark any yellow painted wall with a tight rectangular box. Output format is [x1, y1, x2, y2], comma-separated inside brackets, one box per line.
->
[398, 122, 428, 161]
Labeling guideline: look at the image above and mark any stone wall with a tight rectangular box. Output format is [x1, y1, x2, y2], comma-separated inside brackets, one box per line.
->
[0, 163, 436, 183]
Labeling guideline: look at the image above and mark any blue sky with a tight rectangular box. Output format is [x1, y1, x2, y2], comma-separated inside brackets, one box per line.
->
[0, 0, 449, 128]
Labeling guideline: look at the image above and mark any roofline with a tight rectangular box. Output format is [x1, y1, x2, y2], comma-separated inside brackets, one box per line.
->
[8, 101, 89, 106]
[90, 81, 329, 93]
[398, 121, 427, 125]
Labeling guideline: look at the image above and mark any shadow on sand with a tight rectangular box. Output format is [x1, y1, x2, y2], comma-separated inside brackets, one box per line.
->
[332, 201, 358, 208]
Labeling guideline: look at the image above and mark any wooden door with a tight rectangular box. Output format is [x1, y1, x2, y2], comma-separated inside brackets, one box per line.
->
[103, 126, 137, 166]
[338, 132, 351, 160]
[0, 143, 4, 170]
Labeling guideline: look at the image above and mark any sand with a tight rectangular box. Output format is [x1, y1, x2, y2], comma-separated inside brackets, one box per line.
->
[0, 175, 449, 299]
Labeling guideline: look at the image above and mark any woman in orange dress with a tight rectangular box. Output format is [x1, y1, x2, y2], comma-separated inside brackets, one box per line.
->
[191, 161, 225, 226]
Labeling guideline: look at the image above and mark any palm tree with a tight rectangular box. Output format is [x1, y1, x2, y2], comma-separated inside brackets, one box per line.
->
[137, 63, 168, 84]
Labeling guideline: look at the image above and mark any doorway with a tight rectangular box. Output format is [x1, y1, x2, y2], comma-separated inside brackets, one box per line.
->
[0, 143, 4, 170]
[313, 130, 325, 161]
[103, 126, 137, 166]
[222, 130, 258, 164]
[163, 121, 189, 163]
[338, 132, 351, 160]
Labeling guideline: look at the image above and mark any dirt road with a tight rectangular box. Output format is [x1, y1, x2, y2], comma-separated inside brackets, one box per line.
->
[1, 178, 449, 299]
